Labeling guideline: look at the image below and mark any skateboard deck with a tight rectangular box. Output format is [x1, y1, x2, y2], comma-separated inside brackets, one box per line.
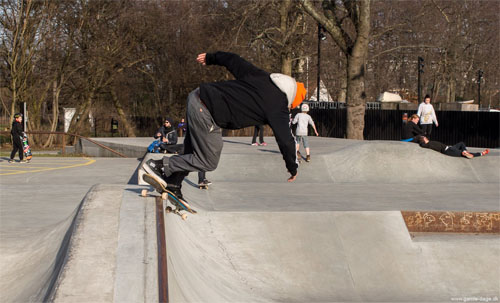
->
[142, 173, 197, 220]
[197, 182, 210, 190]
[22, 135, 32, 160]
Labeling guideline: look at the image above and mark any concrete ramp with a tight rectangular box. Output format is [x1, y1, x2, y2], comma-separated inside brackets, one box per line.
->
[0, 200, 79, 303]
[165, 210, 499, 302]
[164, 138, 499, 302]
[210, 140, 498, 184]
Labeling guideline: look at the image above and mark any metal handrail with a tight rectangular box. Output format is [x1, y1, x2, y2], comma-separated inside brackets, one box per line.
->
[1, 131, 127, 158]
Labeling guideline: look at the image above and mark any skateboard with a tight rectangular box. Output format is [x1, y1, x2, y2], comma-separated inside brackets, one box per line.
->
[141, 173, 197, 220]
[197, 180, 211, 190]
[21, 134, 32, 160]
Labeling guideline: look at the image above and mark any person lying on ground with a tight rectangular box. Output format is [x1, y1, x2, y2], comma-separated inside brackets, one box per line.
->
[418, 136, 489, 159]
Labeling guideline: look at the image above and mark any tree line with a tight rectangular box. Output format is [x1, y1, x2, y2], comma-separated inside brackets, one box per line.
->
[1, 0, 498, 144]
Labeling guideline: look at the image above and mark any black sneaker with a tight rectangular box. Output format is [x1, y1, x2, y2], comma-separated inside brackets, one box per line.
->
[167, 185, 183, 200]
[202, 179, 212, 186]
[143, 159, 166, 187]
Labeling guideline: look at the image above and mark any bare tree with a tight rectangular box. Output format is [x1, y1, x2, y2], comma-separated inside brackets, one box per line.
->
[0, 0, 50, 123]
[300, 0, 371, 139]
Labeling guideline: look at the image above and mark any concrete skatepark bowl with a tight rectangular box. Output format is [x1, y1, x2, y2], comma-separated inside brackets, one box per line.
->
[1, 137, 498, 302]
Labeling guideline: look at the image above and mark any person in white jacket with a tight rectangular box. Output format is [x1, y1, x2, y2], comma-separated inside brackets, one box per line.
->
[292, 103, 319, 162]
[417, 94, 439, 137]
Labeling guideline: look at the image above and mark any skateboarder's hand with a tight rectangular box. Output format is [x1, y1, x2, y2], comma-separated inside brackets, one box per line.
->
[197, 53, 207, 65]
[287, 173, 297, 182]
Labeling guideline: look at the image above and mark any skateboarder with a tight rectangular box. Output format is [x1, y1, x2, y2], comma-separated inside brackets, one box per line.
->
[9, 113, 27, 163]
[153, 117, 211, 187]
[143, 51, 306, 197]
[292, 103, 319, 162]
[418, 136, 489, 159]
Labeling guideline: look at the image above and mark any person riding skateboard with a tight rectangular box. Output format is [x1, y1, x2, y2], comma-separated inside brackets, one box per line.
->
[143, 51, 306, 198]
[153, 117, 211, 186]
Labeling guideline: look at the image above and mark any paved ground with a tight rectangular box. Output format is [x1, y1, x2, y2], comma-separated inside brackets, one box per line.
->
[0, 156, 140, 303]
[1, 137, 499, 303]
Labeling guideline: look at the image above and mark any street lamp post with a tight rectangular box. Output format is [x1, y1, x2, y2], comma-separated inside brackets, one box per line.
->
[317, 24, 326, 102]
[477, 70, 483, 109]
[417, 57, 424, 104]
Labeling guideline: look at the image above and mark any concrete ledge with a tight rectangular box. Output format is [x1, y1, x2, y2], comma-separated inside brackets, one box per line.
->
[51, 184, 158, 303]
[78, 139, 147, 158]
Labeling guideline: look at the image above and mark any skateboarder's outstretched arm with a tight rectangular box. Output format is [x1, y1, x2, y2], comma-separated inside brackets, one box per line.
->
[197, 52, 265, 80]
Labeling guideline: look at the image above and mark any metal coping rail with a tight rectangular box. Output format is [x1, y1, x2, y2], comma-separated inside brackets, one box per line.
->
[156, 196, 169, 303]
[0, 130, 127, 158]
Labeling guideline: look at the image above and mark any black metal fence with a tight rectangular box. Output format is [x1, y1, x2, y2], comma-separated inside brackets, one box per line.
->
[309, 108, 500, 148]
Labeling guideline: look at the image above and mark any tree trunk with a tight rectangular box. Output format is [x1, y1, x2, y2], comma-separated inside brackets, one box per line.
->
[338, 72, 347, 102]
[281, 54, 293, 76]
[43, 79, 60, 148]
[111, 89, 136, 137]
[346, 53, 367, 140]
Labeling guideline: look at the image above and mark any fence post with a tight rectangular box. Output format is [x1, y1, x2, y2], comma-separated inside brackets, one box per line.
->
[62, 133, 66, 155]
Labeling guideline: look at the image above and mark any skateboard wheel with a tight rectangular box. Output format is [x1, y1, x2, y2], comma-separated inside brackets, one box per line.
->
[165, 206, 172, 213]
[141, 189, 148, 197]
[161, 192, 168, 200]
[181, 214, 188, 220]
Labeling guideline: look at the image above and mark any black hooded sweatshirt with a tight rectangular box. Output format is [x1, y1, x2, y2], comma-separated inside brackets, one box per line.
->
[11, 120, 23, 139]
[199, 52, 297, 176]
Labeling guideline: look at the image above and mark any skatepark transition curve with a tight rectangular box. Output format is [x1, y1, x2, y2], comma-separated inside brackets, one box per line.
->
[4, 138, 497, 302]
[163, 140, 499, 302]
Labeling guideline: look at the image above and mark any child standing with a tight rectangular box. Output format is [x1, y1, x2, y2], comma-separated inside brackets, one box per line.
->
[9, 113, 27, 163]
[292, 104, 319, 162]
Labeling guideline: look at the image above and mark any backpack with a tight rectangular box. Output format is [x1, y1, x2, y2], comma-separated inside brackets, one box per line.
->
[147, 140, 162, 153]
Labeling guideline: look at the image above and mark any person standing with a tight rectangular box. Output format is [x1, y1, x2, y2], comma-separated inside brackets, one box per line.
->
[177, 118, 187, 137]
[417, 94, 438, 137]
[142, 51, 306, 198]
[9, 113, 27, 163]
[251, 124, 266, 146]
[292, 103, 319, 162]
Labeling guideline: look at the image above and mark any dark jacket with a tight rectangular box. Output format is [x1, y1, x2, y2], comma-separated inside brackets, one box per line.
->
[420, 140, 448, 153]
[154, 126, 178, 145]
[199, 52, 297, 176]
[402, 122, 425, 140]
[11, 121, 23, 138]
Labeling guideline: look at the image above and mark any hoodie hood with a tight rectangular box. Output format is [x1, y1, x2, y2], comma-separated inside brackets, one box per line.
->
[270, 73, 297, 108]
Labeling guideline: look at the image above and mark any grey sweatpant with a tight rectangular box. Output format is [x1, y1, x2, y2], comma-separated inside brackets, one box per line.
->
[165, 88, 223, 185]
